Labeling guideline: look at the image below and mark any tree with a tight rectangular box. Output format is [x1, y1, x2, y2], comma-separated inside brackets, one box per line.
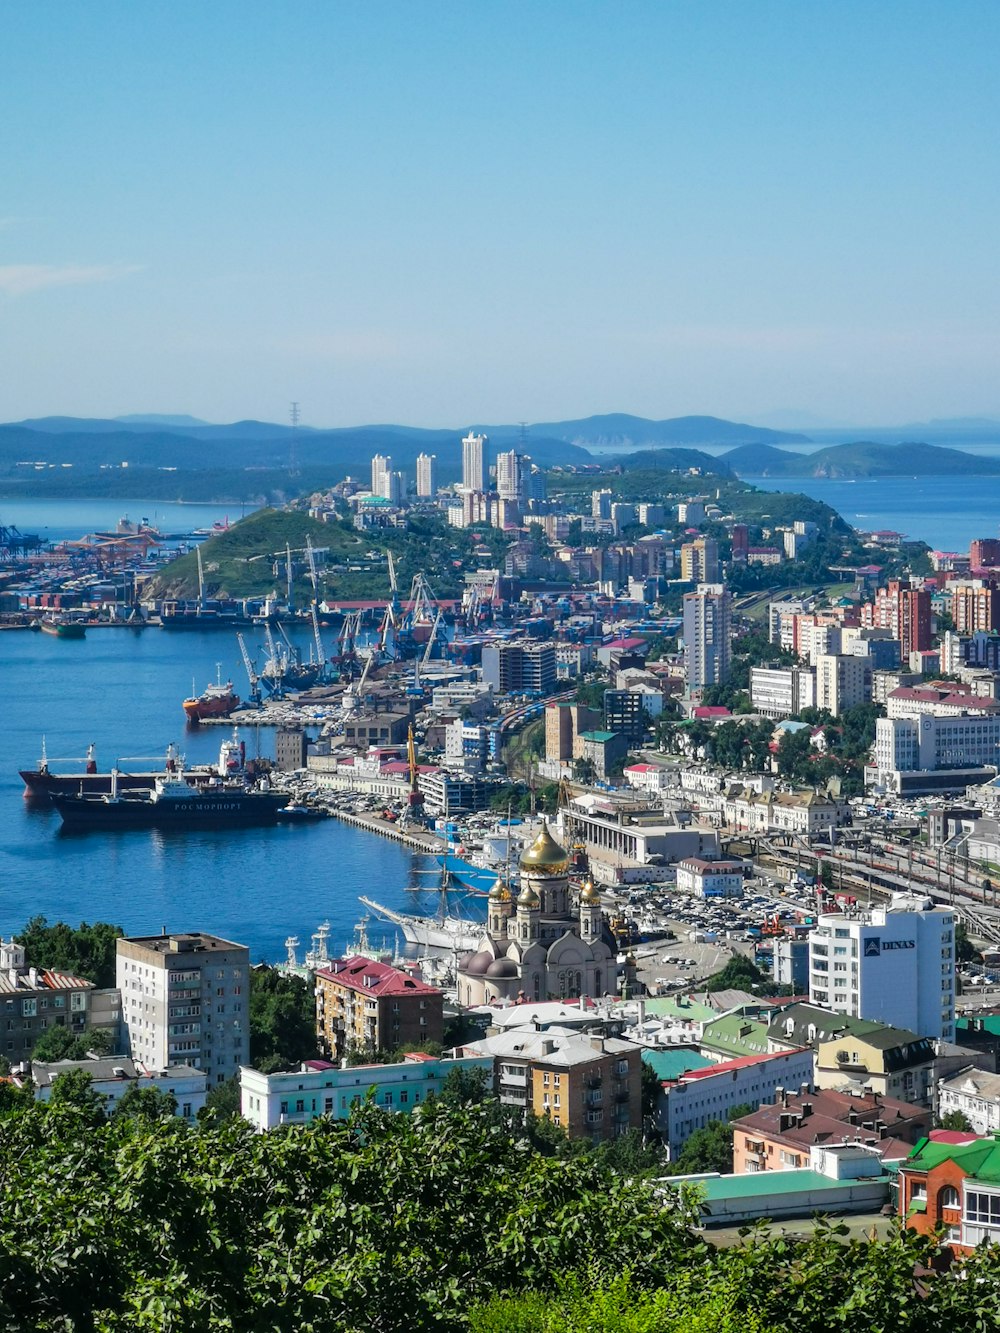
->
[668, 1105, 753, 1177]
[938, 1109, 973, 1132]
[248, 967, 318, 1070]
[45, 1068, 107, 1127]
[703, 954, 772, 995]
[197, 1074, 241, 1125]
[14, 917, 123, 988]
[30, 1025, 89, 1063]
[112, 1082, 178, 1123]
[437, 1065, 492, 1106]
[955, 921, 977, 964]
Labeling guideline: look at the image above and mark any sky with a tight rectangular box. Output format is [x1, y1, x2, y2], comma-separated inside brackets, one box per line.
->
[1, 2, 999, 428]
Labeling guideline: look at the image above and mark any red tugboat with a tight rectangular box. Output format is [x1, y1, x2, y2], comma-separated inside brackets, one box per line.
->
[183, 666, 240, 723]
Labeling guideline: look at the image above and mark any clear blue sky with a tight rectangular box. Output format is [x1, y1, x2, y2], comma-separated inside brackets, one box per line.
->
[1, 2, 998, 427]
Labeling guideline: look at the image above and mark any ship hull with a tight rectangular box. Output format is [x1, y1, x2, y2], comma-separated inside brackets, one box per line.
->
[183, 691, 240, 722]
[39, 620, 86, 639]
[52, 790, 287, 831]
[358, 896, 483, 952]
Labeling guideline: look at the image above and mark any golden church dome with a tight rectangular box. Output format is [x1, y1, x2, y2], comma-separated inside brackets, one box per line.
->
[519, 821, 569, 875]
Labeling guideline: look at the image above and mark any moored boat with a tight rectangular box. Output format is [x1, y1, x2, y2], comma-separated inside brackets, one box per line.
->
[39, 616, 86, 639]
[21, 733, 254, 800]
[183, 675, 240, 722]
[275, 802, 327, 821]
[359, 896, 483, 952]
[51, 771, 288, 831]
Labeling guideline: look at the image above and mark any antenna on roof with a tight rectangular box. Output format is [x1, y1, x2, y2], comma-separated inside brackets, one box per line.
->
[289, 401, 301, 477]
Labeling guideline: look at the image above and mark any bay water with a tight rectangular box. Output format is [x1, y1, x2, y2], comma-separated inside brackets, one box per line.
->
[0, 603, 452, 964]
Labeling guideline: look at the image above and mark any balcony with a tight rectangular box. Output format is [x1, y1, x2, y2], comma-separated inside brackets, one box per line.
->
[585, 1091, 603, 1107]
[615, 1090, 630, 1104]
[501, 1071, 527, 1087]
[585, 1075, 603, 1091]
[586, 1110, 604, 1125]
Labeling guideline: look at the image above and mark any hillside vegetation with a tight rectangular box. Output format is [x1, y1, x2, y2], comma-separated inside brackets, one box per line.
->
[146, 508, 473, 601]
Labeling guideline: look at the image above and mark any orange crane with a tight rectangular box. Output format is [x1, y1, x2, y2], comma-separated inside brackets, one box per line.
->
[407, 724, 425, 813]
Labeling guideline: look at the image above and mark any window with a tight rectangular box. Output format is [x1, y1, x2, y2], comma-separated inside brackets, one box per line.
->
[966, 1191, 1000, 1226]
[400, 1090, 408, 1104]
[21, 999, 36, 1017]
[295, 1100, 304, 1114]
[939, 1186, 960, 1210]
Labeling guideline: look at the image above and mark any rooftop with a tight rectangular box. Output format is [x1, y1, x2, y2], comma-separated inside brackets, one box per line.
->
[901, 1133, 1000, 1184]
[676, 1049, 810, 1083]
[317, 956, 442, 999]
[32, 1057, 204, 1088]
[119, 932, 247, 955]
[641, 1048, 714, 1082]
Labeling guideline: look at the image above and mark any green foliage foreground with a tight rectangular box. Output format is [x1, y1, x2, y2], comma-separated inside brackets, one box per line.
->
[3, 1097, 1000, 1331]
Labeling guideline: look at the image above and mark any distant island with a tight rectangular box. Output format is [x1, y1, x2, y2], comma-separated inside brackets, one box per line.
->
[723, 439, 1000, 479]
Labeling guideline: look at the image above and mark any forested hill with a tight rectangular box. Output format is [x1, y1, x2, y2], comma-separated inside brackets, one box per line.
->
[725, 438, 1000, 478]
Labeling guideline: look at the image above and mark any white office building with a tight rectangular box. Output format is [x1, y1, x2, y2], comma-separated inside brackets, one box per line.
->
[371, 453, 391, 498]
[867, 712, 1000, 794]
[750, 665, 816, 719]
[675, 857, 745, 899]
[461, 431, 486, 493]
[808, 893, 956, 1041]
[415, 452, 436, 498]
[117, 932, 250, 1085]
[682, 584, 731, 691]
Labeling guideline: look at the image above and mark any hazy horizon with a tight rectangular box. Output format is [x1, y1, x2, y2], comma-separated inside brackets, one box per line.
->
[2, 3, 999, 427]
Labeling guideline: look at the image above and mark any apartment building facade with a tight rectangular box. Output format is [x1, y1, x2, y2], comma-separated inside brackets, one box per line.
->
[315, 955, 444, 1058]
[116, 932, 250, 1084]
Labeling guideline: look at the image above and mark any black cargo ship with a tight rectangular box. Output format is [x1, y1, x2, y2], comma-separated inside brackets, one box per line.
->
[52, 773, 288, 831]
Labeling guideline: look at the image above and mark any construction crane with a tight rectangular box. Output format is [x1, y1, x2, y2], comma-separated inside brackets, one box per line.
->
[236, 633, 262, 706]
[406, 723, 425, 816]
[305, 537, 320, 598]
[310, 603, 327, 673]
[423, 607, 442, 665]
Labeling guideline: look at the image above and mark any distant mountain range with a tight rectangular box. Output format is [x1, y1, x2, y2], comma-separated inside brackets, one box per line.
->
[723, 439, 1000, 478]
[0, 413, 806, 483]
[4, 413, 1000, 492]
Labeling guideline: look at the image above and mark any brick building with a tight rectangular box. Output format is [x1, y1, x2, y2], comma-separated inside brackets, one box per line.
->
[732, 1086, 930, 1174]
[315, 956, 444, 1058]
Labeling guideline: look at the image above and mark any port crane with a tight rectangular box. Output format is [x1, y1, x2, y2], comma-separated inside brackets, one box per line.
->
[236, 632, 262, 706]
[411, 607, 443, 693]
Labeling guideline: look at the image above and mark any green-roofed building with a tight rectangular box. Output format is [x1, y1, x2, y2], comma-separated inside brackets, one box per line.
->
[576, 729, 628, 781]
[899, 1131, 1000, 1252]
[701, 1013, 770, 1061]
[641, 1048, 714, 1083]
[664, 1142, 890, 1226]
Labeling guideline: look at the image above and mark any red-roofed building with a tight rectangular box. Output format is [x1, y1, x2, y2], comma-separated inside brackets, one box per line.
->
[315, 956, 444, 1058]
[655, 1046, 814, 1157]
[623, 762, 668, 794]
[692, 705, 732, 720]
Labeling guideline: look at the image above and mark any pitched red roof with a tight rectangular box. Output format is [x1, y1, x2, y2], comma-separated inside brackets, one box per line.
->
[316, 956, 441, 998]
[679, 1049, 806, 1080]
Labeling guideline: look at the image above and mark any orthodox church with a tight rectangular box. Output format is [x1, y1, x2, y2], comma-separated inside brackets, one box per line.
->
[457, 821, 621, 1007]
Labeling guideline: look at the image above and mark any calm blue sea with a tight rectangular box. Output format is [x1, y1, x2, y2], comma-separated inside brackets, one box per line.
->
[0, 499, 255, 544]
[746, 475, 1000, 553]
[0, 594, 459, 964]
